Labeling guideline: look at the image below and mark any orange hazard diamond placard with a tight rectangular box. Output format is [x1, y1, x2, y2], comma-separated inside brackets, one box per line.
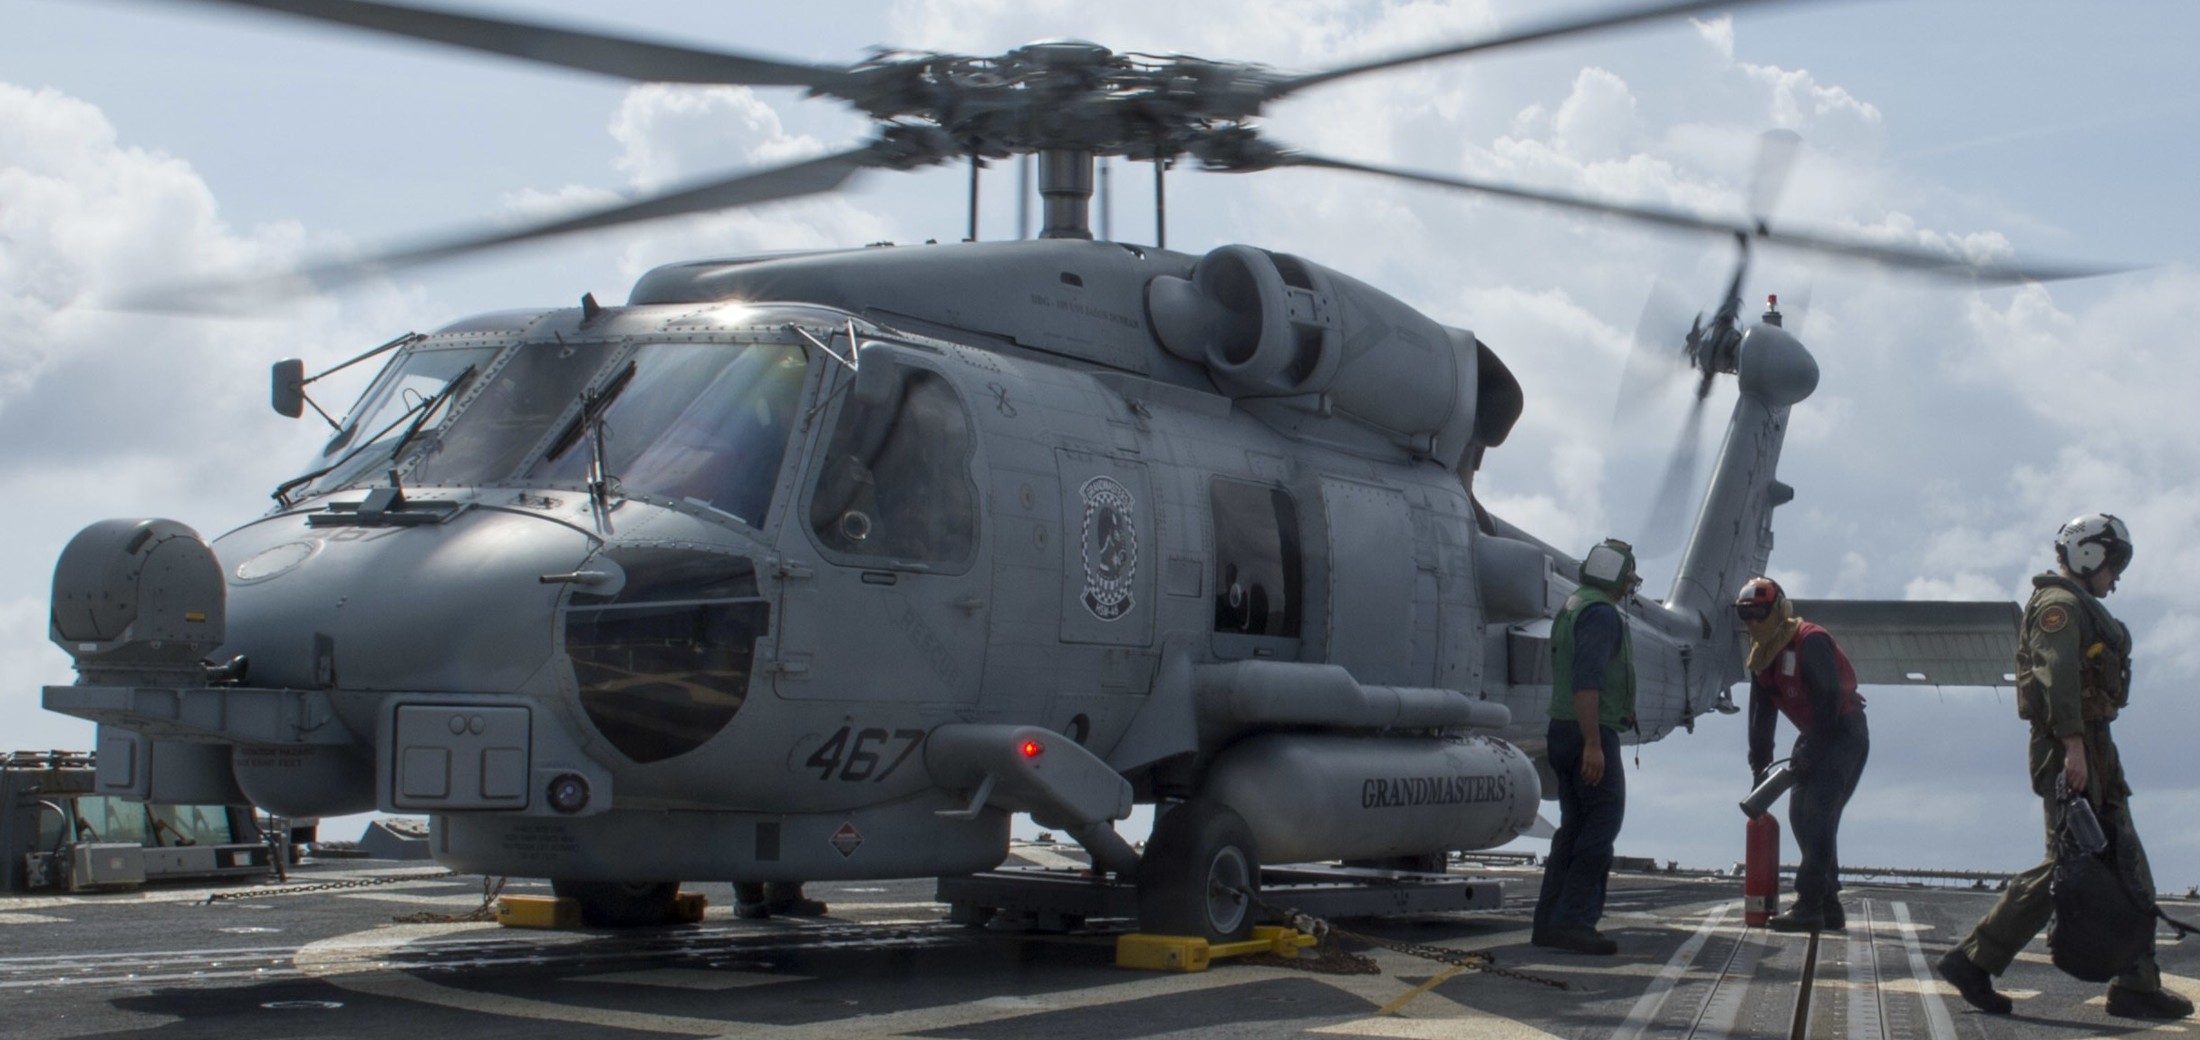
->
[830, 822, 863, 858]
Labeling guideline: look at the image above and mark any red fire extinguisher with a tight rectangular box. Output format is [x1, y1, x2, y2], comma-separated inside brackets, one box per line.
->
[1744, 812, 1780, 926]
[1740, 762, 1795, 926]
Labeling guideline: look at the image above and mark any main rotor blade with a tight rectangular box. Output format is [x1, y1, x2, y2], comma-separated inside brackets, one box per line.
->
[1265, 0, 1826, 100]
[1280, 152, 2126, 284]
[172, 0, 862, 91]
[1641, 390, 1713, 555]
[1748, 129, 1803, 222]
[124, 146, 889, 311]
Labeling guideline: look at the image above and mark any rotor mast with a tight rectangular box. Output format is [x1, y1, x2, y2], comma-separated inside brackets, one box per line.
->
[1037, 149, 1096, 240]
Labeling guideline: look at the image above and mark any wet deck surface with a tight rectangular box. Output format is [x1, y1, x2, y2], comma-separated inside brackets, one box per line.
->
[4, 851, 2197, 1040]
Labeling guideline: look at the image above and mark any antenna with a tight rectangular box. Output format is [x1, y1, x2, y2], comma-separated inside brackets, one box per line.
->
[966, 152, 981, 242]
[1099, 158, 1112, 241]
[1155, 157, 1169, 250]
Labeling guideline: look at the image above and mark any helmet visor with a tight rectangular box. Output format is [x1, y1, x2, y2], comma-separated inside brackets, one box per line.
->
[2105, 540, 2134, 574]
[1735, 602, 1774, 622]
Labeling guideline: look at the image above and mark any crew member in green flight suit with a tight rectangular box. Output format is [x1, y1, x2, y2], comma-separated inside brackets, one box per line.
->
[1531, 538, 1639, 956]
[1937, 514, 2192, 1020]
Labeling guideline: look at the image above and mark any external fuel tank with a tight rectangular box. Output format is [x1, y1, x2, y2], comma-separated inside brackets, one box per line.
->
[1200, 733, 1539, 864]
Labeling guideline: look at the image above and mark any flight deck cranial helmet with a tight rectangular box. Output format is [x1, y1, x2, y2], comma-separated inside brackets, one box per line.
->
[1579, 538, 1640, 596]
[2055, 513, 2133, 578]
[1733, 576, 1785, 623]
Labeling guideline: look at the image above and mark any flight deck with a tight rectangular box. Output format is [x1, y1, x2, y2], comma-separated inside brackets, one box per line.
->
[3, 846, 2194, 1040]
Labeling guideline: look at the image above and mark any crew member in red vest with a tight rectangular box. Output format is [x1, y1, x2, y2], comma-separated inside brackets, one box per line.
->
[1737, 577, 1869, 933]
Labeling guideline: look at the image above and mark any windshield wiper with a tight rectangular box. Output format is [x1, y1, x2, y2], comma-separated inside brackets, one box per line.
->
[545, 361, 637, 463]
[382, 365, 478, 480]
[271, 365, 477, 507]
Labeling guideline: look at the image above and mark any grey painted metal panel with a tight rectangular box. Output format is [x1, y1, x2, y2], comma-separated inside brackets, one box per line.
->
[1792, 599, 2021, 687]
[391, 704, 531, 811]
[1321, 478, 1412, 684]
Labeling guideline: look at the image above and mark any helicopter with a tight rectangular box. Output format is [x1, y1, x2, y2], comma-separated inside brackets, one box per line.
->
[40, 0, 2089, 940]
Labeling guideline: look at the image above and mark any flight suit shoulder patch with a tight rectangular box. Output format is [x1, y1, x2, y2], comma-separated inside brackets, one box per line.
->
[2039, 605, 2070, 633]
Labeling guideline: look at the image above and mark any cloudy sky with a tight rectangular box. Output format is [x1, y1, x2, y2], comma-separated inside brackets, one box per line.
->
[7, 0, 2200, 891]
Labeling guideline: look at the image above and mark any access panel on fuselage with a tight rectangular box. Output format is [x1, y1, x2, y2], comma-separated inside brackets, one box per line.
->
[1320, 477, 1415, 685]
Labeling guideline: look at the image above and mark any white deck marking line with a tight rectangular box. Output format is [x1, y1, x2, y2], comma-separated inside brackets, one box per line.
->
[1610, 899, 1737, 1040]
[1891, 903, 1955, 1040]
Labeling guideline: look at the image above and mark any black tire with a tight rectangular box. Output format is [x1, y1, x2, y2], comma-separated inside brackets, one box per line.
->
[552, 879, 681, 928]
[1136, 799, 1259, 941]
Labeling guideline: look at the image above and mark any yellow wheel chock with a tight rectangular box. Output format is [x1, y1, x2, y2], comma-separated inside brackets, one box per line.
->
[1115, 925, 1318, 972]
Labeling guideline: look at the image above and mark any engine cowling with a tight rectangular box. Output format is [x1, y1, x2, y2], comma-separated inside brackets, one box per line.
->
[1148, 245, 1509, 467]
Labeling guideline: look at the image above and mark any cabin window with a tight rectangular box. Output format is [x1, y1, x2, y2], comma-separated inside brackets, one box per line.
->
[406, 338, 616, 486]
[147, 804, 236, 847]
[70, 796, 149, 846]
[1210, 479, 1303, 637]
[35, 802, 67, 852]
[809, 367, 977, 566]
[529, 342, 808, 528]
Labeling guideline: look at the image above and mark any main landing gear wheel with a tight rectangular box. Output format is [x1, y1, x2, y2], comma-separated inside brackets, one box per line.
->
[1136, 798, 1259, 941]
[551, 879, 680, 927]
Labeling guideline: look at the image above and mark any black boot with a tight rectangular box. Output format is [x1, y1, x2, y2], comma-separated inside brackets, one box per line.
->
[1820, 898, 1846, 932]
[733, 881, 773, 919]
[764, 882, 828, 917]
[1935, 949, 2012, 1014]
[2107, 984, 2194, 1020]
[1537, 926, 1617, 955]
[1766, 907, 1824, 933]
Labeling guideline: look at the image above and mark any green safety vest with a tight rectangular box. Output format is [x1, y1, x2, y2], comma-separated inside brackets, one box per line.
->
[1547, 586, 1635, 731]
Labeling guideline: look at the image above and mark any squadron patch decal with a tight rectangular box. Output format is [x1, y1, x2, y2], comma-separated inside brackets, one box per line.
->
[1078, 475, 1138, 622]
[2039, 605, 2070, 634]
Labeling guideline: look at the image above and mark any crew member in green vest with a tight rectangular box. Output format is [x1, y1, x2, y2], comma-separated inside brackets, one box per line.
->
[1531, 538, 1638, 956]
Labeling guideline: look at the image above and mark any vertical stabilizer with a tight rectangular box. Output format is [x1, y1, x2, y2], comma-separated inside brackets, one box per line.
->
[1664, 322, 1818, 696]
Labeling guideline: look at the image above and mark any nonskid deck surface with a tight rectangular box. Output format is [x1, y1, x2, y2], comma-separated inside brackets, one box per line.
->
[3, 853, 2195, 1040]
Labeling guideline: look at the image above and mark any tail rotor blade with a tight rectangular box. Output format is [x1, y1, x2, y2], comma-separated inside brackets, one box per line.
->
[1613, 279, 1694, 428]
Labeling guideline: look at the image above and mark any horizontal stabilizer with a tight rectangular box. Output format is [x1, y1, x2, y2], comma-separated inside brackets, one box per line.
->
[1791, 599, 2020, 687]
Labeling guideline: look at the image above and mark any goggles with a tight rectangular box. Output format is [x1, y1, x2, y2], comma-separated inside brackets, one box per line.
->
[1735, 602, 1774, 622]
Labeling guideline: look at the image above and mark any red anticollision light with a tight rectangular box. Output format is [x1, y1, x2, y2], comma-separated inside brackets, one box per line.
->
[1020, 739, 1045, 759]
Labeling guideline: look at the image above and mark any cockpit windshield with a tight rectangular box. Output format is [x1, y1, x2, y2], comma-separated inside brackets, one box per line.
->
[528, 342, 808, 528]
[405, 339, 617, 488]
[306, 343, 497, 495]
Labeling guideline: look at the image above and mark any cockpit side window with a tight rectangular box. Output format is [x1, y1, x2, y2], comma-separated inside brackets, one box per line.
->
[809, 366, 977, 566]
[1211, 478, 1303, 638]
[527, 341, 808, 529]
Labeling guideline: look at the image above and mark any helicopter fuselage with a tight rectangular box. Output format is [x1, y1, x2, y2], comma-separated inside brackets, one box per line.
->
[46, 238, 1795, 885]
